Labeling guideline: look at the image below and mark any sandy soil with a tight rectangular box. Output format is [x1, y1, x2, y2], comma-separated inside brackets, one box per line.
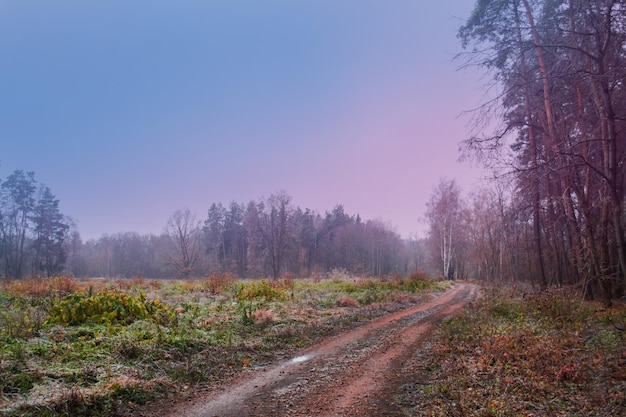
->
[146, 283, 478, 417]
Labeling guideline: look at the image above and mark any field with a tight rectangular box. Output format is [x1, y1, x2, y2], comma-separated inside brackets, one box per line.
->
[4, 275, 624, 417]
[0, 271, 447, 417]
[400, 286, 626, 416]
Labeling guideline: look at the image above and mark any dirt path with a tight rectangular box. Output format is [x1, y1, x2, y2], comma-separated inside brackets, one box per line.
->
[162, 283, 478, 417]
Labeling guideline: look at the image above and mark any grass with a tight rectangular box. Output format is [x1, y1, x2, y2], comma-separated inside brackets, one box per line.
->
[399, 286, 626, 416]
[0, 273, 447, 416]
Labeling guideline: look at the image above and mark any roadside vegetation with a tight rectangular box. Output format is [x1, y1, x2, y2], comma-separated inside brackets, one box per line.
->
[400, 286, 626, 416]
[0, 271, 447, 417]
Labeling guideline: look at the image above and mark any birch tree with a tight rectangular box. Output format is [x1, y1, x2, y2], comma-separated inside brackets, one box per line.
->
[425, 179, 467, 280]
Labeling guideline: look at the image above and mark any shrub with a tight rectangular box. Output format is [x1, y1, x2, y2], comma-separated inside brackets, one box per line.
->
[397, 277, 434, 293]
[47, 290, 173, 326]
[389, 292, 418, 304]
[526, 290, 591, 326]
[280, 273, 295, 291]
[238, 301, 256, 326]
[337, 296, 359, 307]
[252, 309, 275, 327]
[202, 274, 236, 294]
[0, 306, 47, 339]
[329, 268, 351, 281]
[3, 369, 44, 394]
[408, 269, 430, 281]
[330, 280, 359, 293]
[4, 276, 81, 299]
[113, 336, 144, 359]
[234, 280, 286, 302]
[489, 299, 524, 321]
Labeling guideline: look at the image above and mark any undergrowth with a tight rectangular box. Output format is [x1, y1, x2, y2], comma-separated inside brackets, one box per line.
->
[0, 273, 446, 416]
[400, 286, 626, 416]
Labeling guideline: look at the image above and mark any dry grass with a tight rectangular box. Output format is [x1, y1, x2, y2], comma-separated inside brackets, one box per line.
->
[337, 295, 359, 307]
[0, 274, 447, 417]
[252, 309, 275, 327]
[2, 276, 83, 298]
[399, 286, 626, 416]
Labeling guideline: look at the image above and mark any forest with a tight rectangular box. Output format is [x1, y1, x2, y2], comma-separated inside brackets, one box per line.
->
[3, 0, 625, 303]
[456, 0, 626, 304]
[1, 1, 625, 415]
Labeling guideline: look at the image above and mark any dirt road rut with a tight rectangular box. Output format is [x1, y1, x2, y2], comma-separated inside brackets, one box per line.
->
[169, 283, 478, 417]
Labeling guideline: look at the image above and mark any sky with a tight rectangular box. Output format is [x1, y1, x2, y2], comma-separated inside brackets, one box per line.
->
[0, 0, 486, 240]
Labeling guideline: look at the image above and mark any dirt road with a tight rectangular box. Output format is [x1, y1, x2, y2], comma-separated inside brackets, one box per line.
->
[157, 283, 478, 417]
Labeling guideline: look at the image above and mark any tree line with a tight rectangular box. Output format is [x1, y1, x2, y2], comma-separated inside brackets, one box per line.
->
[0, 169, 436, 281]
[67, 191, 415, 279]
[454, 0, 626, 304]
[11, 0, 624, 293]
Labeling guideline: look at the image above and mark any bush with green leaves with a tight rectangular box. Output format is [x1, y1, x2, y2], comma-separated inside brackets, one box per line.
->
[233, 280, 287, 302]
[47, 290, 174, 326]
[1, 275, 453, 417]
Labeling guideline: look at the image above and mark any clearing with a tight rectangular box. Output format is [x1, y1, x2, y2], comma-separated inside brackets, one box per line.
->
[144, 282, 478, 417]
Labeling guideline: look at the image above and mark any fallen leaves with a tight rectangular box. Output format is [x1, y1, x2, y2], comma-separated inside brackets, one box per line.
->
[399, 287, 626, 416]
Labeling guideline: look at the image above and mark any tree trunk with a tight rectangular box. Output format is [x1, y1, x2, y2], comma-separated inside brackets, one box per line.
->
[515, 1, 547, 288]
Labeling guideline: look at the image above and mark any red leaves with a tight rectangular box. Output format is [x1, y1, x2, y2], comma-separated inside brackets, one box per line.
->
[556, 363, 583, 383]
[402, 288, 626, 416]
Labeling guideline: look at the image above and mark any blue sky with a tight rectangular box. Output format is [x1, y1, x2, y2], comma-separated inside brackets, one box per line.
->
[1, 1, 485, 240]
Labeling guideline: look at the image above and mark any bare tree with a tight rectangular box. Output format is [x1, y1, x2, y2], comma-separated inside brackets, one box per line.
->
[254, 191, 294, 280]
[165, 208, 201, 278]
[425, 179, 468, 280]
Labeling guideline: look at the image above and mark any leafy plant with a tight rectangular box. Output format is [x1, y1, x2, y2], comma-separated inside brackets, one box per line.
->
[47, 290, 173, 326]
[0, 305, 47, 339]
[0, 275, 451, 416]
[234, 280, 286, 302]
[238, 300, 256, 326]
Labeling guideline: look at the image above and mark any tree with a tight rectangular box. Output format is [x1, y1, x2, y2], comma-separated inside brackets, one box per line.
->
[44, 192, 416, 279]
[165, 208, 201, 278]
[466, 185, 510, 282]
[203, 201, 248, 276]
[31, 186, 69, 277]
[459, 0, 626, 301]
[316, 204, 355, 271]
[254, 191, 294, 280]
[292, 208, 320, 275]
[64, 229, 88, 277]
[0, 170, 37, 278]
[203, 202, 226, 271]
[425, 179, 468, 280]
[224, 201, 248, 277]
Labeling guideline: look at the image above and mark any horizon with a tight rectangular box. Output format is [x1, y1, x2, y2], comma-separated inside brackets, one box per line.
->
[1, 1, 486, 241]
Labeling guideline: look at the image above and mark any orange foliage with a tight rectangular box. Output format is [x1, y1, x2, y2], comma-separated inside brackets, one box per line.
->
[3, 276, 82, 298]
[252, 309, 275, 327]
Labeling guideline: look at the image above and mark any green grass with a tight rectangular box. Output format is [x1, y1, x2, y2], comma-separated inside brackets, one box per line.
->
[0, 274, 447, 416]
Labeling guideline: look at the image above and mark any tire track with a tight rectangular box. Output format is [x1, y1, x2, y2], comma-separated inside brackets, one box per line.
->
[168, 283, 478, 417]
